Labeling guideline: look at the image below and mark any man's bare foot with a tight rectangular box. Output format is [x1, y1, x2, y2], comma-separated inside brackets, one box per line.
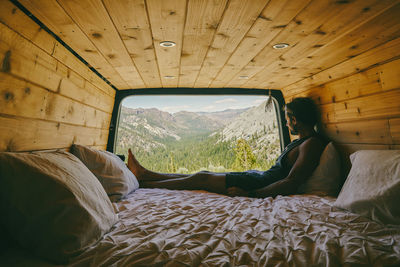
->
[127, 149, 146, 180]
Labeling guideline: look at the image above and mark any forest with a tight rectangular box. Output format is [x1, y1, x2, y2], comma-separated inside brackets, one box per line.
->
[117, 132, 279, 174]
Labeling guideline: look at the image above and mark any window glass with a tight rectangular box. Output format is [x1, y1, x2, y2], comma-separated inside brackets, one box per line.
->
[116, 95, 280, 173]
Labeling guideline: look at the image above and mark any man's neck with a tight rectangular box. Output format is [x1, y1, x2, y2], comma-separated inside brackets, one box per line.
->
[297, 128, 316, 139]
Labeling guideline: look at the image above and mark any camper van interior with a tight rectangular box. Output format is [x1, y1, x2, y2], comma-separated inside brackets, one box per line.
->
[1, 0, 400, 265]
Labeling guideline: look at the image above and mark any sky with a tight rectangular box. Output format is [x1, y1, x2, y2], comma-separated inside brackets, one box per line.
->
[122, 95, 268, 113]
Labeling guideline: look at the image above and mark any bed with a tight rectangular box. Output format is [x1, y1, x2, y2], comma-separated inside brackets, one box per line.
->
[1, 146, 400, 266]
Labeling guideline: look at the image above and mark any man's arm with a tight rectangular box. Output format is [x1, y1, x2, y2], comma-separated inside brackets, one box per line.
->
[250, 137, 325, 198]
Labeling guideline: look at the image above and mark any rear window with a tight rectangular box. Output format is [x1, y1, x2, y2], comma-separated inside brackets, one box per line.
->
[115, 95, 281, 173]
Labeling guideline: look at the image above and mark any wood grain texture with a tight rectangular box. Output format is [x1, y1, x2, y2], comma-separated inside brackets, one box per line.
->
[0, 115, 108, 152]
[103, 0, 162, 88]
[179, 0, 228, 87]
[12, 0, 127, 89]
[390, 118, 400, 144]
[238, 0, 354, 88]
[0, 8, 114, 152]
[211, 0, 311, 88]
[272, 1, 400, 90]
[194, 0, 268, 88]
[284, 37, 400, 98]
[320, 89, 400, 123]
[56, 0, 145, 88]
[146, 0, 187, 87]
[287, 57, 400, 105]
[0, 73, 112, 129]
[321, 119, 392, 145]
[13, 0, 400, 90]
[246, 0, 399, 89]
[0, 22, 115, 111]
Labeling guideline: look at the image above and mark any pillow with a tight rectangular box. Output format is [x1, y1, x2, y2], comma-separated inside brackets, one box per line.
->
[334, 150, 400, 225]
[297, 142, 342, 196]
[71, 144, 139, 202]
[0, 151, 118, 263]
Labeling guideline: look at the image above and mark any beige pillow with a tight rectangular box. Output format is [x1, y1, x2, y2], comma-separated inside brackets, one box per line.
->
[334, 150, 400, 224]
[297, 142, 342, 196]
[71, 144, 139, 202]
[0, 151, 118, 263]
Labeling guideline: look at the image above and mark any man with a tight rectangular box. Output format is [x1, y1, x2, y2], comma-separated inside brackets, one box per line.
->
[127, 97, 326, 198]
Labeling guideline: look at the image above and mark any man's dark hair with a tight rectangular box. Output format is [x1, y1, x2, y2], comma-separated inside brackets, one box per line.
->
[285, 97, 318, 127]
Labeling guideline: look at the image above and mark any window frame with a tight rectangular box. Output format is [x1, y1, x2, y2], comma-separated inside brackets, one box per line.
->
[106, 88, 290, 154]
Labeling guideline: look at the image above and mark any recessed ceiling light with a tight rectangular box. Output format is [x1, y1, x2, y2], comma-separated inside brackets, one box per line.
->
[164, 75, 175, 79]
[239, 75, 249, 79]
[159, 41, 176, 47]
[272, 43, 289, 49]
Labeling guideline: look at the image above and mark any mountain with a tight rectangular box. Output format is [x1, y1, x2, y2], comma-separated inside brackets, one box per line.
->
[196, 108, 249, 126]
[116, 101, 280, 172]
[117, 106, 227, 152]
[218, 101, 280, 161]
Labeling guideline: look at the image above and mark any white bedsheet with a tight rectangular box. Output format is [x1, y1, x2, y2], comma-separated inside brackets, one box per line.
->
[3, 188, 400, 266]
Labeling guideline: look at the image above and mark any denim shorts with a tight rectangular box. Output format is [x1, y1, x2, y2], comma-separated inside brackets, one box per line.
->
[225, 170, 283, 191]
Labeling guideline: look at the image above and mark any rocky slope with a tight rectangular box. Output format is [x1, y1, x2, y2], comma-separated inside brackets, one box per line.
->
[116, 101, 280, 160]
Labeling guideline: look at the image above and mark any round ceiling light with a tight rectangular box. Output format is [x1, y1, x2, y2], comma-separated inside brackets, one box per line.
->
[272, 43, 289, 49]
[159, 41, 176, 47]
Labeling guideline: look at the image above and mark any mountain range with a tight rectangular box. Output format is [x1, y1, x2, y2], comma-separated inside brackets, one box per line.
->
[115, 101, 281, 172]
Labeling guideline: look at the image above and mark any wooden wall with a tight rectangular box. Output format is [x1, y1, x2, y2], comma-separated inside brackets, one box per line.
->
[0, 1, 115, 152]
[283, 37, 400, 174]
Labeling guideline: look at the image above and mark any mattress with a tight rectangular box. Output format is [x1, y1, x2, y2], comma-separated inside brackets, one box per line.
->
[3, 188, 400, 266]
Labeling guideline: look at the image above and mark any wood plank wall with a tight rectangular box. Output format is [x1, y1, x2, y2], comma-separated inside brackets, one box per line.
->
[0, 1, 115, 152]
[283, 37, 400, 175]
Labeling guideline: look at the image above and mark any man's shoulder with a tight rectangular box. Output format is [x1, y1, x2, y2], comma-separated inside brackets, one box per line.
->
[300, 136, 326, 152]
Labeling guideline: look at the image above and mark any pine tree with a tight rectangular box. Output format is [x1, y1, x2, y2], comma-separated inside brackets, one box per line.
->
[233, 138, 257, 171]
[168, 153, 177, 173]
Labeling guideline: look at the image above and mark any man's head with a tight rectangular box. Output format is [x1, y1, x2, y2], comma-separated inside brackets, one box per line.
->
[285, 97, 318, 135]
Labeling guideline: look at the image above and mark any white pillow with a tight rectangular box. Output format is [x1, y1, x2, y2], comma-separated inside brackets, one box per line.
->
[297, 142, 342, 196]
[334, 150, 400, 224]
[0, 151, 118, 263]
[71, 144, 139, 202]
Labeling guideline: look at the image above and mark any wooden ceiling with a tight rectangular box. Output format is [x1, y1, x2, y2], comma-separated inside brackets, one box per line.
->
[18, 0, 400, 90]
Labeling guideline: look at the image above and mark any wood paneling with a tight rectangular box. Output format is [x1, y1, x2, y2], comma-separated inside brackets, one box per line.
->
[0, 73, 111, 129]
[0, 4, 114, 152]
[211, 0, 311, 88]
[56, 0, 145, 88]
[234, 0, 356, 88]
[0, 26, 114, 113]
[179, 0, 228, 87]
[0, 115, 108, 152]
[284, 37, 400, 97]
[390, 118, 400, 144]
[320, 89, 400, 123]
[146, 0, 187, 87]
[267, 1, 400, 90]
[102, 0, 161, 88]
[14, 0, 400, 90]
[1, 0, 121, 92]
[194, 0, 268, 88]
[321, 119, 392, 145]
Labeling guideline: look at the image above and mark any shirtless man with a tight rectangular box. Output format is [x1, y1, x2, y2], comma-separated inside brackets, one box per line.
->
[127, 97, 326, 198]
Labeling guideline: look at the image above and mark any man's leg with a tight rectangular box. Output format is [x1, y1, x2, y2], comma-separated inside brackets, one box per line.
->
[127, 149, 227, 194]
[128, 149, 188, 181]
[140, 172, 227, 194]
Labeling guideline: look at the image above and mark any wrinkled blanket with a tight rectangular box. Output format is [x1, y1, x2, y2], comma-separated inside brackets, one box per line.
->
[2, 188, 400, 266]
[71, 189, 400, 266]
